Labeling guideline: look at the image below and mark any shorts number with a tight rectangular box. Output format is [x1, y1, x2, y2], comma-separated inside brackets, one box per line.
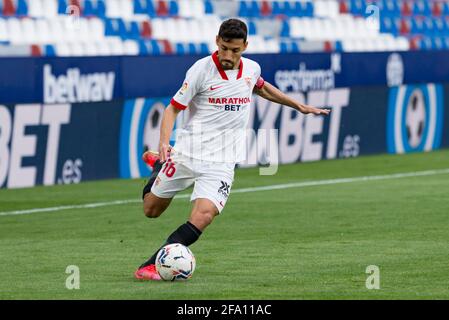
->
[162, 161, 176, 178]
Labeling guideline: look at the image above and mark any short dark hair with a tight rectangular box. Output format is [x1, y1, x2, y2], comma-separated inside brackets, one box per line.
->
[218, 19, 248, 42]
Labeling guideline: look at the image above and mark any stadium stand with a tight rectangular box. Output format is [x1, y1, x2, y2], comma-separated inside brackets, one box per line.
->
[0, 0, 448, 56]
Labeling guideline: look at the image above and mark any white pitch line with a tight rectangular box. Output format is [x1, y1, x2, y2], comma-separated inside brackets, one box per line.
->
[1, 168, 449, 217]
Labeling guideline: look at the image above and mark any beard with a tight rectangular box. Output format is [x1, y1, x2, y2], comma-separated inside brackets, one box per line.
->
[220, 60, 234, 70]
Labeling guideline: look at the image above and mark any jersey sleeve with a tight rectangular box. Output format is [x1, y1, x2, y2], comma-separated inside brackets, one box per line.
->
[254, 62, 265, 89]
[171, 63, 203, 110]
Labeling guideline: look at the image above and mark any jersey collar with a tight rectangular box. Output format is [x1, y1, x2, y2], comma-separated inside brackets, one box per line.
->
[212, 51, 243, 81]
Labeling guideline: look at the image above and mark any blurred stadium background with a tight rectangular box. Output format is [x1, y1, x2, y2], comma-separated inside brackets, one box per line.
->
[0, 0, 449, 299]
[2, 0, 449, 56]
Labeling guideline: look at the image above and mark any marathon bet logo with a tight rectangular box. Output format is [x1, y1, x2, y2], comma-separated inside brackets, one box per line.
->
[44, 64, 115, 104]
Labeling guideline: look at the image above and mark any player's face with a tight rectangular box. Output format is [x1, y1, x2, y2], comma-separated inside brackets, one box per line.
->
[216, 36, 248, 70]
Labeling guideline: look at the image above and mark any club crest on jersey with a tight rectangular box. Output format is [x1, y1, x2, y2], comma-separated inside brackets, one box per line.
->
[245, 76, 252, 88]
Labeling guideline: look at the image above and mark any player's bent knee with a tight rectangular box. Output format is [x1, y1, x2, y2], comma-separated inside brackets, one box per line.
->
[143, 206, 162, 218]
[190, 210, 216, 230]
[142, 193, 172, 218]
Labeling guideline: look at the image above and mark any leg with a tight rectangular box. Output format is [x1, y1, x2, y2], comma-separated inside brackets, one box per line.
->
[143, 192, 172, 218]
[136, 155, 196, 276]
[189, 198, 219, 231]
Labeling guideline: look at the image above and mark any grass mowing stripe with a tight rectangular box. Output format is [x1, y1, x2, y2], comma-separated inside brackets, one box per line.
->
[2, 168, 449, 217]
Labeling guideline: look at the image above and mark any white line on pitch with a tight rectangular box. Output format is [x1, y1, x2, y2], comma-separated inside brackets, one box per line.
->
[1, 168, 449, 217]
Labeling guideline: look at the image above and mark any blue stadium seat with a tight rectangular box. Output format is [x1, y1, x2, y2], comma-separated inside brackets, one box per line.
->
[334, 40, 343, 52]
[199, 43, 209, 54]
[293, 1, 306, 17]
[432, 18, 444, 37]
[146, 0, 156, 17]
[249, 1, 260, 17]
[16, 0, 28, 16]
[284, 1, 295, 17]
[238, 1, 249, 17]
[248, 20, 256, 35]
[349, 0, 365, 16]
[382, 0, 400, 17]
[410, 18, 424, 35]
[105, 19, 127, 37]
[97, 0, 106, 18]
[280, 41, 288, 52]
[432, 37, 445, 50]
[422, 18, 435, 36]
[150, 40, 161, 55]
[272, 1, 283, 16]
[187, 42, 197, 54]
[134, 0, 146, 14]
[84, 0, 95, 16]
[280, 20, 290, 37]
[168, 0, 178, 16]
[291, 41, 299, 53]
[175, 42, 185, 54]
[419, 37, 433, 50]
[138, 39, 149, 54]
[412, 0, 431, 16]
[204, 0, 213, 14]
[45, 44, 56, 56]
[58, 0, 68, 14]
[380, 17, 399, 36]
[238, 1, 259, 18]
[127, 21, 140, 39]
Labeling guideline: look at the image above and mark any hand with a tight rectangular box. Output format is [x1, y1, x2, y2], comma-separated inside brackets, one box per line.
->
[158, 143, 172, 162]
[301, 104, 331, 116]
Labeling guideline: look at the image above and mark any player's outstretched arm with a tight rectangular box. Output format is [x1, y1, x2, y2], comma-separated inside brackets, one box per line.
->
[253, 81, 331, 116]
[159, 104, 182, 162]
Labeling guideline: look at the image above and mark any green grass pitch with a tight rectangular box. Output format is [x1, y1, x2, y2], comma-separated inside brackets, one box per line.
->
[0, 150, 448, 299]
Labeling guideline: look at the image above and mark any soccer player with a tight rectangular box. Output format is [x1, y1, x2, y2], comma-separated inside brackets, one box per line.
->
[135, 18, 330, 280]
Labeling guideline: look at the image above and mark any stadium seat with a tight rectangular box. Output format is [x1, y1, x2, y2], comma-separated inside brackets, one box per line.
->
[0, 18, 7, 42]
[123, 39, 140, 55]
[3, 0, 16, 16]
[44, 44, 56, 56]
[41, 0, 58, 17]
[16, 0, 28, 16]
[20, 18, 36, 44]
[140, 20, 152, 38]
[0, 0, 448, 56]
[205, 0, 214, 14]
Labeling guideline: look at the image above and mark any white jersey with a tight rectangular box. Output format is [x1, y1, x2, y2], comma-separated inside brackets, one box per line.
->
[171, 51, 264, 163]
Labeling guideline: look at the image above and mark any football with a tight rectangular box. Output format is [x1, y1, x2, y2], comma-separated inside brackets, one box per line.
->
[155, 243, 196, 281]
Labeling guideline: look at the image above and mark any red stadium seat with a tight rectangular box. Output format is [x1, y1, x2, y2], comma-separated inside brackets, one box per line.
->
[339, 0, 349, 14]
[400, 18, 411, 35]
[30, 44, 42, 56]
[159, 39, 173, 54]
[156, 0, 169, 16]
[400, 1, 412, 16]
[141, 21, 152, 38]
[260, 1, 271, 17]
[3, 0, 16, 16]
[432, 1, 443, 17]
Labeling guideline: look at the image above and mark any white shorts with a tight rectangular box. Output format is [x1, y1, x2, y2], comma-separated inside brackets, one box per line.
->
[151, 153, 235, 213]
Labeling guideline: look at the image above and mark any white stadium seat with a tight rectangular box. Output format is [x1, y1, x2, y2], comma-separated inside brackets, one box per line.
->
[42, 0, 58, 18]
[88, 18, 106, 41]
[55, 43, 71, 56]
[123, 39, 140, 55]
[27, 0, 44, 18]
[6, 18, 24, 44]
[21, 18, 37, 44]
[0, 18, 7, 42]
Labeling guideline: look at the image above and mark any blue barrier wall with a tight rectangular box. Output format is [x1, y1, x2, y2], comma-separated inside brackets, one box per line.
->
[1, 51, 448, 188]
[1, 51, 449, 104]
